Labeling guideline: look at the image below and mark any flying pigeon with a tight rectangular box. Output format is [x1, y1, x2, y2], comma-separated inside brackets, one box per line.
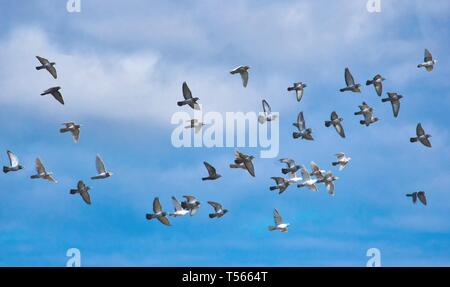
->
[410, 123, 432, 148]
[177, 82, 200, 110]
[181, 195, 201, 216]
[309, 161, 326, 180]
[269, 176, 290, 195]
[185, 119, 204, 133]
[340, 68, 361, 93]
[30, 158, 56, 183]
[91, 154, 113, 180]
[35, 56, 57, 79]
[230, 65, 250, 87]
[41, 86, 64, 105]
[297, 165, 318, 192]
[280, 158, 300, 175]
[69, 180, 91, 205]
[406, 191, 427, 206]
[202, 161, 221, 180]
[325, 111, 346, 138]
[381, 92, 403, 118]
[417, 49, 437, 72]
[332, 152, 351, 171]
[3, 150, 23, 173]
[229, 150, 255, 177]
[354, 102, 379, 126]
[258, 99, 277, 124]
[60, 122, 81, 142]
[293, 111, 313, 140]
[318, 171, 339, 196]
[146, 197, 171, 226]
[287, 82, 307, 102]
[207, 201, 228, 218]
[268, 209, 289, 232]
[366, 74, 385, 97]
[169, 196, 190, 217]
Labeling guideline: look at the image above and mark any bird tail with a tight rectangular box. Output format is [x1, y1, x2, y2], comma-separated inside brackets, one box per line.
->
[360, 120, 366, 125]
[3, 166, 10, 173]
[268, 226, 277, 231]
[332, 162, 339, 166]
[406, 194, 413, 197]
[281, 168, 290, 174]
[59, 128, 70, 133]
[35, 66, 45, 70]
[381, 98, 390, 102]
[324, 121, 332, 127]
[69, 189, 78, 195]
[339, 88, 348, 92]
[201, 177, 210, 181]
[287, 87, 294, 91]
[417, 64, 423, 68]
[269, 186, 278, 191]
[297, 184, 305, 188]
[293, 132, 301, 139]
[146, 213, 156, 220]
[30, 175, 40, 179]
[209, 213, 217, 218]
[177, 101, 186, 106]
[366, 80, 373, 85]
[354, 111, 362, 115]
[410, 137, 418, 143]
[229, 164, 240, 169]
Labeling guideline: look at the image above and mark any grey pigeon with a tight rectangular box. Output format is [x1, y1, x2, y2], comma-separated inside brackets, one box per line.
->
[309, 161, 326, 180]
[366, 74, 385, 96]
[287, 82, 307, 102]
[332, 152, 351, 171]
[202, 161, 221, 181]
[35, 56, 57, 79]
[3, 150, 23, 173]
[410, 123, 432, 148]
[169, 196, 190, 217]
[269, 176, 290, 195]
[229, 150, 255, 177]
[208, 201, 228, 218]
[417, 49, 437, 72]
[177, 82, 200, 110]
[91, 154, 113, 179]
[354, 102, 378, 126]
[146, 197, 171, 226]
[70, 180, 91, 205]
[340, 68, 361, 93]
[268, 209, 289, 232]
[406, 191, 427, 206]
[41, 86, 64, 105]
[279, 158, 300, 175]
[30, 158, 56, 183]
[230, 65, 250, 87]
[325, 111, 345, 138]
[60, 122, 81, 142]
[180, 195, 201, 216]
[185, 119, 204, 133]
[382, 92, 403, 118]
[318, 171, 338, 196]
[293, 111, 313, 140]
[258, 99, 277, 124]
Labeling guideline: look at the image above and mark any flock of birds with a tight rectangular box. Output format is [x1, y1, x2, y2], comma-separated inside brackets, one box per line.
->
[2, 49, 435, 231]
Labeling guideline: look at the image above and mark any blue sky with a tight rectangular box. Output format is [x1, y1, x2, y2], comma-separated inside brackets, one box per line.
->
[0, 0, 449, 266]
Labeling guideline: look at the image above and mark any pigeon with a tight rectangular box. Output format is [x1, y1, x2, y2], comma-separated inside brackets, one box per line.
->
[318, 171, 339, 196]
[310, 161, 326, 180]
[180, 195, 201, 216]
[146, 197, 171, 226]
[332, 152, 351, 171]
[60, 122, 81, 142]
[229, 150, 255, 177]
[202, 161, 221, 181]
[207, 201, 228, 218]
[325, 111, 346, 138]
[69, 180, 91, 205]
[406, 191, 427, 206]
[35, 56, 57, 79]
[268, 209, 289, 232]
[366, 74, 385, 96]
[382, 92, 403, 118]
[258, 99, 277, 124]
[340, 68, 361, 93]
[297, 165, 318, 192]
[169, 196, 190, 217]
[269, 176, 290, 194]
[41, 86, 64, 105]
[230, 65, 250, 87]
[354, 102, 378, 126]
[3, 150, 23, 173]
[293, 111, 313, 140]
[417, 49, 437, 72]
[91, 154, 113, 180]
[279, 158, 300, 175]
[287, 82, 307, 102]
[185, 119, 204, 133]
[177, 82, 200, 110]
[410, 123, 432, 148]
[30, 158, 56, 183]
[287, 169, 302, 184]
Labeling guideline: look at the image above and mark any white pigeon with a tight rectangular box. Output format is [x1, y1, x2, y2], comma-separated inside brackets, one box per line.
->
[258, 99, 277, 124]
[230, 65, 250, 87]
[91, 154, 113, 180]
[30, 158, 57, 183]
[297, 165, 318, 191]
[184, 119, 204, 133]
[3, 150, 23, 173]
[268, 209, 289, 232]
[332, 152, 351, 171]
[287, 170, 302, 184]
[169, 196, 190, 217]
[417, 49, 437, 72]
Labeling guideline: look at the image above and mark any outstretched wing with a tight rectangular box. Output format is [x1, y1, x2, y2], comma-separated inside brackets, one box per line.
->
[208, 201, 222, 212]
[334, 122, 346, 138]
[35, 158, 46, 174]
[416, 123, 425, 136]
[203, 161, 216, 176]
[296, 112, 306, 130]
[158, 216, 171, 226]
[243, 159, 255, 177]
[344, 68, 355, 86]
[36, 56, 49, 65]
[153, 197, 163, 213]
[262, 99, 271, 115]
[241, 70, 249, 87]
[331, 111, 338, 121]
[424, 49, 432, 62]
[171, 196, 183, 211]
[95, 154, 106, 174]
[280, 158, 294, 168]
[7, 150, 19, 168]
[391, 100, 400, 117]
[336, 152, 345, 159]
[77, 180, 86, 191]
[80, 190, 91, 205]
[182, 81, 192, 100]
[300, 166, 311, 181]
[51, 90, 64, 105]
[417, 191, 427, 205]
[273, 209, 282, 225]
[183, 195, 196, 203]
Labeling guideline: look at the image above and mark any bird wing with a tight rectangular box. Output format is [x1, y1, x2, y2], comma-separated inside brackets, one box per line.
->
[334, 122, 346, 138]
[271, 177, 284, 185]
[207, 201, 221, 212]
[36, 56, 49, 65]
[77, 180, 86, 191]
[95, 155, 106, 174]
[157, 216, 171, 226]
[182, 81, 192, 100]
[418, 192, 427, 205]
[51, 90, 64, 105]
[273, 209, 282, 225]
[35, 158, 46, 174]
[7, 150, 19, 168]
[421, 137, 432, 147]
[391, 100, 400, 117]
[240, 70, 249, 87]
[344, 68, 355, 86]
[300, 166, 311, 181]
[297, 112, 306, 130]
[203, 161, 216, 176]
[327, 182, 335, 194]
[243, 159, 255, 177]
[336, 152, 345, 159]
[416, 123, 425, 136]
[262, 99, 271, 115]
[411, 192, 418, 203]
[424, 49, 432, 62]
[296, 87, 304, 102]
[153, 197, 162, 213]
[280, 158, 294, 168]
[80, 190, 91, 205]
[72, 128, 80, 142]
[331, 111, 338, 121]
[374, 81, 382, 96]
[46, 174, 57, 183]
[183, 195, 196, 203]
[171, 196, 183, 211]
[47, 65, 57, 79]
